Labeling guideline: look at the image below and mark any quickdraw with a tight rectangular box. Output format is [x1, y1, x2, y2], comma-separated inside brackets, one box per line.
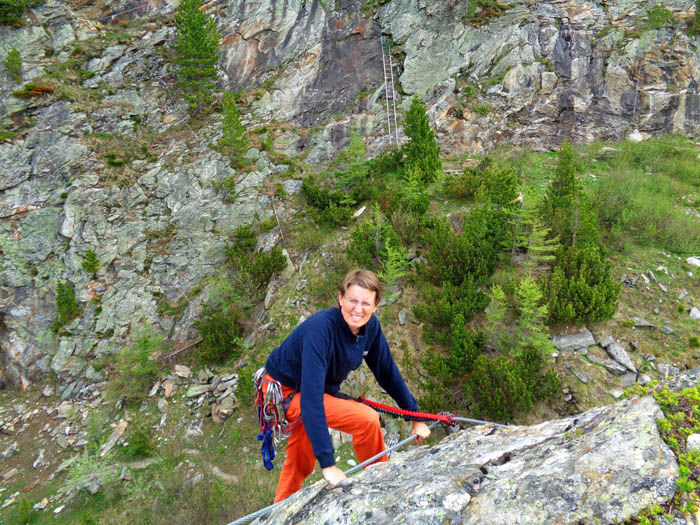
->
[253, 367, 298, 471]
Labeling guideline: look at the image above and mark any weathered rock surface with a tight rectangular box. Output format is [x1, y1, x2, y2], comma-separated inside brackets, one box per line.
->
[552, 329, 596, 352]
[254, 394, 676, 524]
[605, 342, 637, 373]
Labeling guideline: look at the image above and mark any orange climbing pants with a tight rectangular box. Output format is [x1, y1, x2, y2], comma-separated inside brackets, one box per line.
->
[262, 374, 388, 503]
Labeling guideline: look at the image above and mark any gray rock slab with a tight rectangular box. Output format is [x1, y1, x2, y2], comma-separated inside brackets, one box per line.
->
[587, 353, 628, 376]
[598, 335, 614, 348]
[631, 316, 655, 328]
[657, 364, 681, 377]
[605, 342, 637, 373]
[552, 329, 596, 352]
[255, 396, 677, 525]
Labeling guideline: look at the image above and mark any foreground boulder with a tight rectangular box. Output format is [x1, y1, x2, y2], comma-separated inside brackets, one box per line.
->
[255, 394, 677, 524]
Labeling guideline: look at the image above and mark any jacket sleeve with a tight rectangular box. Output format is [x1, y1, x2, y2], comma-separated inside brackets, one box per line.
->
[299, 324, 336, 468]
[364, 321, 418, 412]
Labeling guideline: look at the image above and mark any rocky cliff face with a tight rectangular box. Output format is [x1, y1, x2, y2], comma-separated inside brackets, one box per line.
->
[1, 0, 699, 391]
[254, 388, 678, 524]
[217, 0, 700, 152]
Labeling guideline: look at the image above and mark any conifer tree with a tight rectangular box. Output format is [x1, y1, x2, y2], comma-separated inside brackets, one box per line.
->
[513, 276, 555, 358]
[4, 47, 21, 83]
[539, 140, 582, 246]
[219, 92, 247, 166]
[512, 201, 560, 275]
[402, 94, 442, 183]
[81, 248, 100, 275]
[173, 0, 220, 116]
[543, 244, 620, 323]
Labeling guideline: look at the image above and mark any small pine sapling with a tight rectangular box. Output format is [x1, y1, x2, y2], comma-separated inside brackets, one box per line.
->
[378, 240, 409, 293]
[4, 47, 21, 83]
[219, 91, 247, 166]
[513, 276, 555, 358]
[52, 280, 80, 331]
[81, 248, 100, 275]
[512, 201, 560, 275]
[484, 284, 511, 351]
[402, 94, 442, 183]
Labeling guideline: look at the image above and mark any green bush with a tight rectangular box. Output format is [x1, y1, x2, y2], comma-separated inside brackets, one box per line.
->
[543, 244, 620, 323]
[226, 231, 287, 289]
[0, 0, 42, 27]
[249, 248, 287, 286]
[413, 277, 488, 345]
[347, 205, 402, 273]
[107, 330, 164, 405]
[445, 158, 493, 199]
[420, 206, 510, 287]
[235, 365, 256, 405]
[301, 176, 355, 226]
[472, 102, 492, 116]
[52, 280, 80, 332]
[642, 5, 674, 31]
[389, 206, 424, 246]
[467, 347, 559, 421]
[444, 157, 519, 206]
[120, 420, 155, 459]
[194, 302, 244, 364]
[689, 336, 700, 348]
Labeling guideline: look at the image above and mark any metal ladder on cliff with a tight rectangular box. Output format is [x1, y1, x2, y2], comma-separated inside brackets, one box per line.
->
[380, 36, 400, 146]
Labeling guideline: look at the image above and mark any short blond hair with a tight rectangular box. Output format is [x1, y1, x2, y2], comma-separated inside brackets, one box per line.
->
[337, 269, 382, 306]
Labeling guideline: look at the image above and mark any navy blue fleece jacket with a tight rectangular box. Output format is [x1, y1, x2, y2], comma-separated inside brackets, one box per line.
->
[264, 307, 418, 469]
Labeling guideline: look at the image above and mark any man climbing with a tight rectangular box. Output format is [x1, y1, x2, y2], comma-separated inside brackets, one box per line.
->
[260, 269, 430, 502]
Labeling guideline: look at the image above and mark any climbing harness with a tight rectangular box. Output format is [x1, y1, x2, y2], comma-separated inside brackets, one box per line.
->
[253, 367, 298, 471]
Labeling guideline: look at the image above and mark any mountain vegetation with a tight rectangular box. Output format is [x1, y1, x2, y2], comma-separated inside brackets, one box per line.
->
[1, 0, 700, 523]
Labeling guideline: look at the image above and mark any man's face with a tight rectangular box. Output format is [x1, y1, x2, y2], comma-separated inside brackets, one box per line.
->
[338, 284, 377, 334]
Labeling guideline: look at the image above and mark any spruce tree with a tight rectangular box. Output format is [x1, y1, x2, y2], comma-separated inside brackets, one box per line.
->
[402, 94, 442, 183]
[219, 92, 247, 166]
[173, 0, 220, 116]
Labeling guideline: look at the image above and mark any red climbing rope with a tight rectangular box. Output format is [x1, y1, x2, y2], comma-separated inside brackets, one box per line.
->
[357, 396, 456, 426]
